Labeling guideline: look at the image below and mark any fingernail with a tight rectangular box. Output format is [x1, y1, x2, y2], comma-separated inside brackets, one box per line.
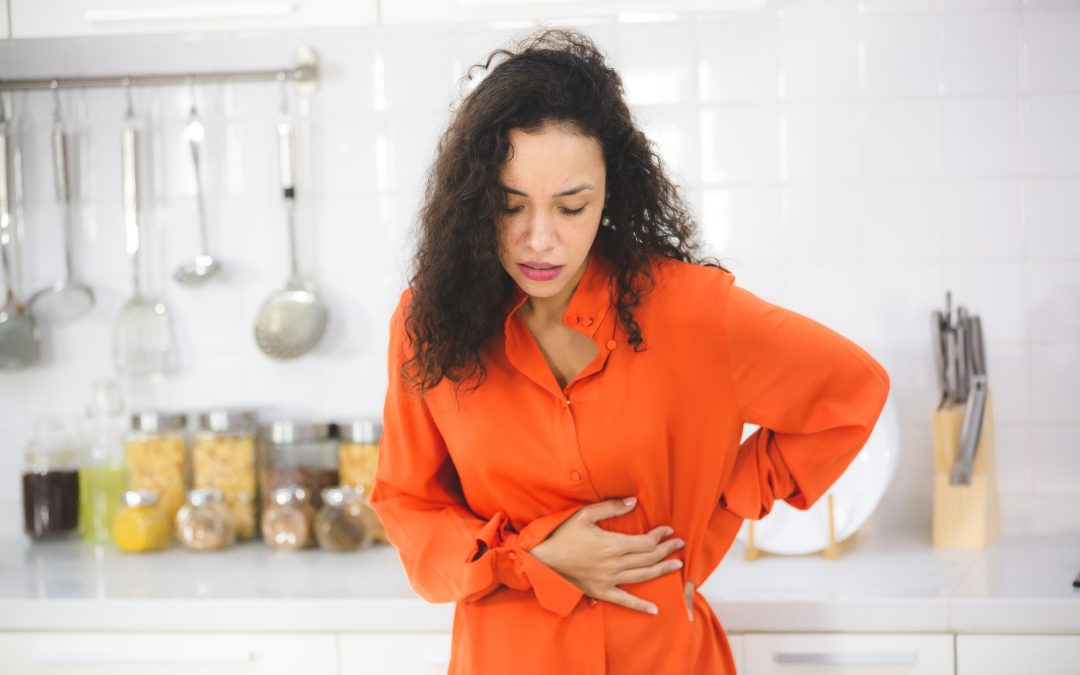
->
[675, 539, 685, 549]
[649, 605, 659, 615]
[663, 527, 675, 536]
[624, 497, 636, 506]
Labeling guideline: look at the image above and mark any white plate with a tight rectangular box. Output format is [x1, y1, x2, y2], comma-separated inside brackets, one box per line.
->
[733, 392, 900, 555]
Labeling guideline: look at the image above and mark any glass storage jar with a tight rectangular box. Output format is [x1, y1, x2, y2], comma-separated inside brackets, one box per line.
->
[79, 379, 128, 545]
[125, 411, 187, 538]
[113, 489, 170, 553]
[22, 417, 82, 540]
[314, 485, 374, 552]
[176, 488, 236, 551]
[191, 409, 257, 540]
[261, 484, 316, 550]
[336, 420, 387, 544]
[258, 420, 338, 513]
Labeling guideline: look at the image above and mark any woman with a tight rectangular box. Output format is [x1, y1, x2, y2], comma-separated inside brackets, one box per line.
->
[369, 28, 890, 674]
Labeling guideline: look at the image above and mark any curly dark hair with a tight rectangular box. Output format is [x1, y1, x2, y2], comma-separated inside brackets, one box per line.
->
[402, 26, 728, 398]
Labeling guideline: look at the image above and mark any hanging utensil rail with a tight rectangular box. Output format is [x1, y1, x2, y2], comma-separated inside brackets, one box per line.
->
[0, 47, 319, 92]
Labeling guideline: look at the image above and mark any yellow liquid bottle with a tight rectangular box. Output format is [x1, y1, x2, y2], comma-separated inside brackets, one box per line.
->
[79, 462, 128, 544]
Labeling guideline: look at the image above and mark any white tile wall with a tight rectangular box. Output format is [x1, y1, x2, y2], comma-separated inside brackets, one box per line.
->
[0, 1, 1077, 535]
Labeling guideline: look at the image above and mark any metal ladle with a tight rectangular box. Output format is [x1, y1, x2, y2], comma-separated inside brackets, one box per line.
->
[27, 82, 95, 322]
[0, 93, 42, 369]
[254, 74, 327, 359]
[173, 81, 222, 286]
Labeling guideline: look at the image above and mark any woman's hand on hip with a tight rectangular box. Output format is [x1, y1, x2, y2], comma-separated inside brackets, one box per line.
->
[527, 496, 684, 616]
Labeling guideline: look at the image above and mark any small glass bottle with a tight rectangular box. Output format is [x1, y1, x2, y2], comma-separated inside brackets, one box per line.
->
[261, 484, 316, 550]
[79, 379, 128, 545]
[22, 417, 82, 540]
[314, 485, 374, 552]
[258, 420, 338, 513]
[336, 420, 387, 544]
[113, 489, 170, 553]
[191, 409, 257, 540]
[176, 488, 236, 551]
[125, 411, 188, 538]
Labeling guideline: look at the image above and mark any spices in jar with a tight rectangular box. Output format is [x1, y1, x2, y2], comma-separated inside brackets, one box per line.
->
[261, 485, 316, 550]
[191, 410, 257, 540]
[176, 488, 236, 551]
[258, 420, 338, 512]
[336, 420, 387, 544]
[314, 485, 373, 552]
[113, 489, 170, 553]
[125, 412, 187, 538]
[22, 418, 82, 540]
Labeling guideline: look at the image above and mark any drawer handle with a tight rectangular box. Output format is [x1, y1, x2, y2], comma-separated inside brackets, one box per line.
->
[774, 651, 918, 665]
[86, 3, 295, 22]
[33, 649, 253, 664]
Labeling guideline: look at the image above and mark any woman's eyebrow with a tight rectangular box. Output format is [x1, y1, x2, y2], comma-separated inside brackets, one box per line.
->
[499, 183, 596, 197]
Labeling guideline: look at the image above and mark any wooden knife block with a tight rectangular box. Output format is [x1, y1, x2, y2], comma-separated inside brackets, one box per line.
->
[931, 387, 1000, 549]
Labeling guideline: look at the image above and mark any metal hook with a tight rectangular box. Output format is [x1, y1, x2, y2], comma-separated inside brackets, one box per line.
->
[50, 79, 63, 124]
[276, 70, 289, 116]
[122, 76, 134, 121]
[186, 74, 197, 118]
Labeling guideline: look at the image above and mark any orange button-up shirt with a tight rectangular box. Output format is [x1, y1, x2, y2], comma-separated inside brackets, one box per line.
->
[369, 243, 891, 675]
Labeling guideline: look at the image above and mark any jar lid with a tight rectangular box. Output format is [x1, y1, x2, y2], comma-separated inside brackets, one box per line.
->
[131, 411, 187, 433]
[260, 420, 332, 444]
[335, 420, 382, 443]
[272, 484, 311, 505]
[321, 485, 361, 507]
[188, 487, 224, 506]
[198, 409, 256, 434]
[122, 489, 158, 507]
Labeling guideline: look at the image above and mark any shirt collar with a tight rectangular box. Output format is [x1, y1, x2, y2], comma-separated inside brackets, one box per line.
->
[503, 240, 614, 339]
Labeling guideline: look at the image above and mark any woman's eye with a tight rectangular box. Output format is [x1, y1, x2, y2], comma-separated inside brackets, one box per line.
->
[560, 206, 586, 217]
[503, 205, 524, 214]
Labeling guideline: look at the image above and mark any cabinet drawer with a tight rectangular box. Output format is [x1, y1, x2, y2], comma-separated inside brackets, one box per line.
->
[957, 634, 1080, 675]
[340, 632, 452, 675]
[0, 632, 335, 674]
[743, 633, 953, 675]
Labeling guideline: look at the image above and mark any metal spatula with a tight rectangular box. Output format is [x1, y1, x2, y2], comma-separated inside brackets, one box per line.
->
[0, 97, 41, 369]
[112, 89, 176, 379]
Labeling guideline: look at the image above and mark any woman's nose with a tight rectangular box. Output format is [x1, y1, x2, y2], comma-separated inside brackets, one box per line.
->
[521, 212, 558, 250]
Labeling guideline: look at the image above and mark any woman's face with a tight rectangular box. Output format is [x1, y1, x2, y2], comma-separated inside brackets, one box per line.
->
[496, 122, 608, 304]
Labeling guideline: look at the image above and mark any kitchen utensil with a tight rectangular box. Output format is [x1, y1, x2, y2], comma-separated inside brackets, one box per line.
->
[27, 83, 95, 322]
[950, 372, 988, 485]
[931, 309, 947, 408]
[0, 94, 42, 369]
[112, 86, 176, 378]
[254, 80, 327, 359]
[969, 315, 986, 376]
[173, 84, 222, 286]
[944, 321, 958, 404]
[956, 306, 970, 403]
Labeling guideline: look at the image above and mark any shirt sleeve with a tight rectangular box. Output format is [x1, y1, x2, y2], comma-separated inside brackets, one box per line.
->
[717, 276, 891, 521]
[368, 291, 587, 618]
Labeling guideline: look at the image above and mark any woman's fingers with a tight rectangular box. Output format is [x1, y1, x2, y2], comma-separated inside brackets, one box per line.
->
[615, 536, 684, 572]
[611, 556, 683, 586]
[604, 525, 674, 555]
[599, 586, 659, 616]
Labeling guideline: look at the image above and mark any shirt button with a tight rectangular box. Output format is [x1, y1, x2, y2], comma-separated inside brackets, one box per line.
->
[583, 317, 594, 327]
[571, 470, 582, 482]
[606, 340, 617, 350]
[507, 551, 516, 560]
[574, 316, 581, 324]
[587, 598, 599, 607]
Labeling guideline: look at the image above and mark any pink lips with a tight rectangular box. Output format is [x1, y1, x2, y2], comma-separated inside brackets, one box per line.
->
[518, 263, 564, 282]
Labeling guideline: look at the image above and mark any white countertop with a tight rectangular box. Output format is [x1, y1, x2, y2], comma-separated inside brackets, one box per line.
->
[1, 501, 1077, 635]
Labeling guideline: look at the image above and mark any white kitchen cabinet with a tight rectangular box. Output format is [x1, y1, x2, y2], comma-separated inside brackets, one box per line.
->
[956, 634, 1080, 675]
[340, 632, 453, 675]
[380, 0, 765, 26]
[0, 0, 9, 39]
[742, 633, 954, 675]
[9, 0, 376, 38]
[0, 632, 337, 674]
